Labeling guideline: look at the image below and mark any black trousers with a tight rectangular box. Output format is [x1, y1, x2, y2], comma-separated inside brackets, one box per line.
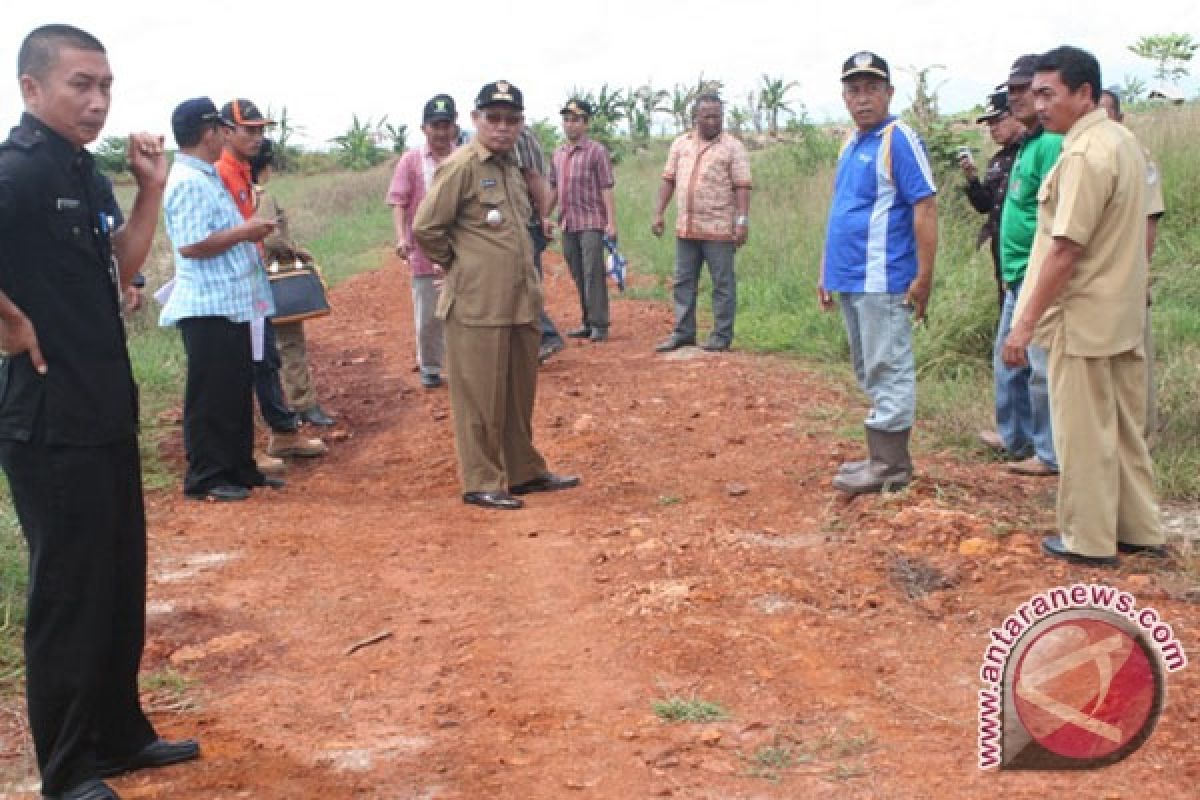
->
[179, 316, 263, 494]
[253, 319, 299, 433]
[0, 434, 157, 794]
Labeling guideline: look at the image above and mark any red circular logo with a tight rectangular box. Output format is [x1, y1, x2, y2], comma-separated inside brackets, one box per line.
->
[1013, 617, 1159, 762]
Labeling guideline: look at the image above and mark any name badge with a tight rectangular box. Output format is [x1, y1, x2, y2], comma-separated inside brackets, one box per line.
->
[56, 197, 81, 210]
[481, 178, 497, 188]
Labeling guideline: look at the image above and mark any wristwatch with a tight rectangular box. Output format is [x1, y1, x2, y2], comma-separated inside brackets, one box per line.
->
[130, 272, 146, 289]
[735, 215, 749, 227]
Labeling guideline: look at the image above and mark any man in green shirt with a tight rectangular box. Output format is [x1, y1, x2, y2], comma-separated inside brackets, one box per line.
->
[980, 54, 1062, 477]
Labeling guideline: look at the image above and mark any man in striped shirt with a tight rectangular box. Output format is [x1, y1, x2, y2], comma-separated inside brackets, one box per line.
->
[819, 51, 938, 495]
[160, 97, 281, 502]
[550, 99, 616, 342]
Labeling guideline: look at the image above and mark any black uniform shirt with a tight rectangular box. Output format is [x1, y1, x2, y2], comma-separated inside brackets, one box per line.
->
[0, 113, 137, 445]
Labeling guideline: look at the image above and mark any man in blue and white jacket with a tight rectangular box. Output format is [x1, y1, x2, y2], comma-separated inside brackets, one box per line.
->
[819, 51, 938, 495]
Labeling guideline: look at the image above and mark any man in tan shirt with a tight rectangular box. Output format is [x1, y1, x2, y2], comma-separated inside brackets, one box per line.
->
[413, 80, 579, 510]
[652, 93, 752, 353]
[1003, 46, 1163, 566]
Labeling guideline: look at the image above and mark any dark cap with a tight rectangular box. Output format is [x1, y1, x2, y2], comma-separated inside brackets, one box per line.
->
[976, 90, 1010, 123]
[841, 51, 890, 82]
[171, 97, 231, 144]
[423, 94, 457, 124]
[220, 98, 274, 127]
[560, 98, 594, 117]
[999, 54, 1040, 89]
[474, 80, 524, 111]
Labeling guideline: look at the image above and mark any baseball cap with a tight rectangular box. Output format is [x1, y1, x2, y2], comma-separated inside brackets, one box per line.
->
[220, 98, 274, 127]
[170, 97, 231, 145]
[474, 80, 524, 111]
[423, 94, 457, 124]
[976, 90, 1011, 123]
[841, 51, 890, 82]
[998, 54, 1040, 89]
[560, 98, 595, 117]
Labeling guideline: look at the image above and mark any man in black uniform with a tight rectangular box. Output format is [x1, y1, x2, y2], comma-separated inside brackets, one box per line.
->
[0, 25, 199, 800]
[958, 89, 1024, 307]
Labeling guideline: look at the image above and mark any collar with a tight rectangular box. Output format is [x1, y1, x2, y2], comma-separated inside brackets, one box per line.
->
[19, 112, 91, 170]
[690, 130, 726, 146]
[422, 142, 455, 161]
[1062, 108, 1108, 149]
[565, 134, 590, 151]
[218, 149, 251, 180]
[469, 137, 513, 165]
[175, 152, 218, 176]
[854, 115, 896, 142]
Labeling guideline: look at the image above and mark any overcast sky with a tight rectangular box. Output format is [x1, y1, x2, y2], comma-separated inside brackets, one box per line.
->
[3, 2, 1198, 149]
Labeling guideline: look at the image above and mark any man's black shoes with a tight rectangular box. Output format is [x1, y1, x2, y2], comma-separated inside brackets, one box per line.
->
[566, 326, 592, 338]
[45, 779, 120, 800]
[589, 328, 608, 343]
[655, 335, 696, 353]
[701, 339, 730, 352]
[96, 737, 200, 778]
[463, 491, 523, 510]
[1040, 536, 1118, 567]
[538, 339, 565, 364]
[510, 472, 581, 495]
[298, 405, 336, 427]
[186, 485, 249, 503]
[1118, 541, 1168, 558]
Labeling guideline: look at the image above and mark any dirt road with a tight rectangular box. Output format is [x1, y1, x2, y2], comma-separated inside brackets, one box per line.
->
[2, 255, 1197, 798]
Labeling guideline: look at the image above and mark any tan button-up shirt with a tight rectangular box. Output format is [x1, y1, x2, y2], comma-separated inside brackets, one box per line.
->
[1018, 109, 1147, 357]
[412, 139, 541, 326]
[663, 131, 752, 241]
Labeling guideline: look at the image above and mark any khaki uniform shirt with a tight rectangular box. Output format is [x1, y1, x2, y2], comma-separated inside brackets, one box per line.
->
[1018, 109, 1147, 357]
[412, 138, 541, 326]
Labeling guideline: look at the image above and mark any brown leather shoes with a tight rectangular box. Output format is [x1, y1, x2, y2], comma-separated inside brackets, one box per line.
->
[1006, 456, 1058, 476]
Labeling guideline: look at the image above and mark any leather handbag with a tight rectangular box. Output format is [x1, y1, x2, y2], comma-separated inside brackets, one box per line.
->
[268, 265, 331, 324]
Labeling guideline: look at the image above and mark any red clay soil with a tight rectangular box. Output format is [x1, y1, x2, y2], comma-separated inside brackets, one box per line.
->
[2, 254, 1197, 799]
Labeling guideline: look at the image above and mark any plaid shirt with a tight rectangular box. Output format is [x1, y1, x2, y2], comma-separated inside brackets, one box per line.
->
[386, 143, 456, 276]
[549, 137, 614, 232]
[513, 127, 545, 227]
[159, 154, 274, 326]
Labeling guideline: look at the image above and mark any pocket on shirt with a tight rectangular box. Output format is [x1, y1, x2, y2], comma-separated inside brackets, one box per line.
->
[48, 208, 105, 283]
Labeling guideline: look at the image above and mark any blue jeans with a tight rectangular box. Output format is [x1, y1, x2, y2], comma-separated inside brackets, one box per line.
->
[839, 292, 915, 432]
[992, 281, 1057, 467]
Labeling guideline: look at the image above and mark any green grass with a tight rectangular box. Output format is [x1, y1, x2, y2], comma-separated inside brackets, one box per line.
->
[0, 161, 398, 697]
[614, 105, 1200, 499]
[652, 695, 729, 723]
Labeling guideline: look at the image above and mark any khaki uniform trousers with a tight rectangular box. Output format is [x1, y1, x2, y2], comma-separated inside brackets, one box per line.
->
[445, 317, 547, 493]
[1048, 332, 1162, 557]
[275, 321, 317, 411]
[1143, 305, 1157, 439]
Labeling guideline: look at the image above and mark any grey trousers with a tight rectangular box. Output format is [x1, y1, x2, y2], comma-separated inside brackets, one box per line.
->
[672, 238, 736, 345]
[412, 275, 445, 377]
[562, 229, 609, 331]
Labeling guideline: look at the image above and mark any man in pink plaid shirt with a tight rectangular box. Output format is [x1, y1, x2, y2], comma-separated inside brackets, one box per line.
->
[550, 99, 617, 342]
[386, 94, 460, 389]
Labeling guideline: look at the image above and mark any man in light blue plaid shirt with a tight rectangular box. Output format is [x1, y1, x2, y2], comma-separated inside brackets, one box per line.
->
[159, 97, 279, 502]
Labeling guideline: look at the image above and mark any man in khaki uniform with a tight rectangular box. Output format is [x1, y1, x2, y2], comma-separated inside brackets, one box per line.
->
[413, 80, 579, 510]
[1003, 46, 1164, 565]
[1100, 88, 1167, 441]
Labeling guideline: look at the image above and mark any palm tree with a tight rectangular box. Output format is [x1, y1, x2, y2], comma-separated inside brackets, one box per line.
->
[670, 84, 692, 133]
[632, 85, 668, 140]
[758, 74, 800, 137]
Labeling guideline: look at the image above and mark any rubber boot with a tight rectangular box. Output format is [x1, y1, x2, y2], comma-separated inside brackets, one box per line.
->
[832, 428, 912, 495]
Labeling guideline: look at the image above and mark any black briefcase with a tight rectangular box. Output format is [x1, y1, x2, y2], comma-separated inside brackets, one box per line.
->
[269, 267, 331, 324]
